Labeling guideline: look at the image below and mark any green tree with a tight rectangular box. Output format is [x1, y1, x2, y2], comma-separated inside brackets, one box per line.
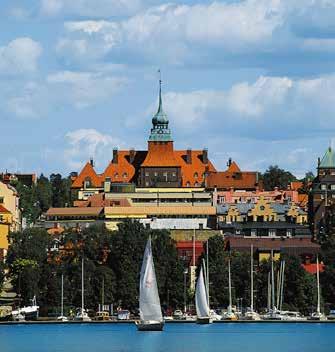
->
[50, 174, 72, 207]
[36, 174, 52, 212]
[261, 165, 297, 191]
[15, 182, 40, 224]
[6, 228, 51, 305]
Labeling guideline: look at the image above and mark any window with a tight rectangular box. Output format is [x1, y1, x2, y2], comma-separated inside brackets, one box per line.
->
[114, 172, 119, 179]
[122, 172, 128, 179]
[199, 223, 204, 230]
[186, 181, 191, 187]
[84, 177, 91, 189]
[194, 182, 199, 187]
[260, 205, 265, 211]
[154, 172, 158, 177]
[0, 197, 3, 204]
[321, 184, 327, 190]
[219, 196, 225, 204]
[145, 172, 149, 177]
[269, 229, 276, 237]
[0, 215, 3, 222]
[331, 185, 335, 190]
[172, 172, 176, 177]
[194, 172, 198, 179]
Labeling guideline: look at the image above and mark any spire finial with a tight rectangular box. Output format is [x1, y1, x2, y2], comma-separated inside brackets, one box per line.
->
[158, 69, 162, 111]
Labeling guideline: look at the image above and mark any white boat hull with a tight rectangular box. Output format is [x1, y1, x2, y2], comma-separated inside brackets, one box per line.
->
[136, 320, 164, 331]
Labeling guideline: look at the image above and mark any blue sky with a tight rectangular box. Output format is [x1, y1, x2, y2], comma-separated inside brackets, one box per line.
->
[1, 0, 335, 178]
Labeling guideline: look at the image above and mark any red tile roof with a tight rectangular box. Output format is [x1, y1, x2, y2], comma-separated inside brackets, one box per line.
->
[0, 205, 10, 214]
[290, 181, 303, 191]
[175, 150, 216, 187]
[227, 161, 241, 173]
[206, 171, 259, 190]
[141, 142, 180, 167]
[72, 162, 102, 188]
[302, 263, 325, 274]
[72, 146, 216, 188]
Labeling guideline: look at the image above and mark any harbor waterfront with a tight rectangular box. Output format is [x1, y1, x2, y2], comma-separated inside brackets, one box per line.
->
[0, 322, 334, 352]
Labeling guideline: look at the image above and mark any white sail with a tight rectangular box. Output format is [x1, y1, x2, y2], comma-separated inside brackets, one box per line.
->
[139, 238, 163, 322]
[196, 264, 210, 318]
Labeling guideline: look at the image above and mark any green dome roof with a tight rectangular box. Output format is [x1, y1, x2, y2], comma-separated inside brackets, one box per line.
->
[319, 147, 335, 168]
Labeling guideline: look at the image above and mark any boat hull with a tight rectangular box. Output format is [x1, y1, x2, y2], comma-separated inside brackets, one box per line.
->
[196, 317, 213, 324]
[136, 321, 164, 331]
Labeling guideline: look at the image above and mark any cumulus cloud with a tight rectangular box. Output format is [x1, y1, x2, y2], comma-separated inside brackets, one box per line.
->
[0, 69, 127, 119]
[54, 0, 335, 69]
[47, 70, 127, 109]
[148, 74, 335, 140]
[40, 0, 142, 17]
[0, 38, 42, 74]
[64, 129, 123, 169]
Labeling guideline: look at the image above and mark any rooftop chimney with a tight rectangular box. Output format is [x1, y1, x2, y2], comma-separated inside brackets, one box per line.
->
[90, 158, 94, 167]
[112, 148, 118, 164]
[130, 149, 135, 164]
[202, 148, 208, 164]
[227, 158, 232, 167]
[186, 149, 192, 164]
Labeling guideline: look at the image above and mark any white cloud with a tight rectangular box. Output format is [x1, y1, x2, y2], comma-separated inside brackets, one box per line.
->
[47, 70, 127, 109]
[55, 0, 335, 68]
[146, 74, 335, 141]
[64, 129, 123, 169]
[40, 0, 142, 17]
[0, 38, 42, 74]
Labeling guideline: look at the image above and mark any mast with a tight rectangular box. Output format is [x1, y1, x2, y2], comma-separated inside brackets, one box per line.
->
[280, 261, 285, 311]
[206, 240, 209, 307]
[267, 272, 271, 312]
[193, 229, 195, 267]
[271, 250, 275, 311]
[81, 258, 84, 314]
[102, 277, 105, 308]
[228, 256, 232, 313]
[317, 255, 321, 314]
[250, 245, 254, 313]
[61, 274, 64, 317]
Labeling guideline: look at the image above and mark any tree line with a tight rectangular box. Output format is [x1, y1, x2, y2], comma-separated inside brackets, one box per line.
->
[4, 221, 184, 316]
[2, 221, 335, 316]
[12, 173, 72, 225]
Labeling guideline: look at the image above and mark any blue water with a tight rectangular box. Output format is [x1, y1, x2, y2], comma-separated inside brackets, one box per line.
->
[0, 323, 334, 352]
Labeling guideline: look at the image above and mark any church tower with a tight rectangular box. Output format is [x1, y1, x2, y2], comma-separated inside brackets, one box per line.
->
[139, 77, 182, 187]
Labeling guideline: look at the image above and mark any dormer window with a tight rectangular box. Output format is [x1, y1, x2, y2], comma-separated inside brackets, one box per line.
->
[114, 173, 119, 179]
[84, 177, 92, 189]
[122, 172, 128, 179]
[186, 181, 191, 187]
[194, 172, 198, 179]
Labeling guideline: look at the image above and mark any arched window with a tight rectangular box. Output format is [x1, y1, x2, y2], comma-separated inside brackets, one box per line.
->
[114, 172, 119, 179]
[186, 181, 191, 187]
[194, 182, 199, 187]
[122, 172, 128, 179]
[194, 172, 198, 179]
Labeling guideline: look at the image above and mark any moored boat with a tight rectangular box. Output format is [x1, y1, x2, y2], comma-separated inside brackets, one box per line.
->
[136, 236, 164, 331]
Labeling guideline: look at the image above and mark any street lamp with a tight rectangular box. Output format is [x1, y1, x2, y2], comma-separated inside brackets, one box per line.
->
[183, 269, 188, 314]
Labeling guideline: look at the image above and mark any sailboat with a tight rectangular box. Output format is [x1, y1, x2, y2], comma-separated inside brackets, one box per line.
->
[310, 255, 327, 321]
[57, 274, 68, 322]
[136, 236, 164, 331]
[196, 260, 212, 324]
[244, 246, 260, 320]
[222, 256, 237, 320]
[75, 258, 91, 322]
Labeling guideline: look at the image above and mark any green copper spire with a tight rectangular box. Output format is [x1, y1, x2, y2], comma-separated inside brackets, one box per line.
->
[149, 71, 172, 142]
[319, 146, 335, 168]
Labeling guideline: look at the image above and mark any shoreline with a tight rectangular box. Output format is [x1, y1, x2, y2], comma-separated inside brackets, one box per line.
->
[0, 319, 335, 325]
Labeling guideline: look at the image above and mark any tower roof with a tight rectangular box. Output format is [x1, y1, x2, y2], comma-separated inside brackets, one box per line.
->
[319, 147, 335, 168]
[149, 74, 172, 142]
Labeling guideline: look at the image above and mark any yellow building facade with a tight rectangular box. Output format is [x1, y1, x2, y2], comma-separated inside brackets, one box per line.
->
[0, 181, 21, 232]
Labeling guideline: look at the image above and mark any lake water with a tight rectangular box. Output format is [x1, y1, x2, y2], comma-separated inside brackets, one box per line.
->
[0, 322, 333, 352]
